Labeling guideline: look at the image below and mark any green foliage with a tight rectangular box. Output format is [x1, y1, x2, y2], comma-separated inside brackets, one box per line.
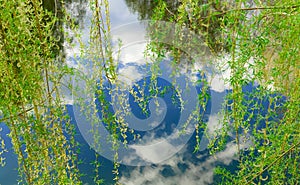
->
[0, 0, 80, 184]
[148, 0, 300, 184]
[0, 0, 299, 184]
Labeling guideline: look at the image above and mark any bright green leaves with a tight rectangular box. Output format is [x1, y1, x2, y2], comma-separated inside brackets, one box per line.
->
[148, 0, 299, 184]
[0, 0, 81, 184]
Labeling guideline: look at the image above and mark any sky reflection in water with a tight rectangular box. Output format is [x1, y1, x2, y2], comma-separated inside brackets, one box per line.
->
[0, 0, 286, 184]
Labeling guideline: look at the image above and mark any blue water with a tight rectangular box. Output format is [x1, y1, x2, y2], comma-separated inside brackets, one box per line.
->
[0, 81, 286, 184]
[0, 0, 287, 184]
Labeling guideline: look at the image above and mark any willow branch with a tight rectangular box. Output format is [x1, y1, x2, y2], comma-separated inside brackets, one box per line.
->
[94, 0, 112, 85]
[0, 73, 65, 123]
[245, 141, 300, 184]
[203, 4, 300, 19]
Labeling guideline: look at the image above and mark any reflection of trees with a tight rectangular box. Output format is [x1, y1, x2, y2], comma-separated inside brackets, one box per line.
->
[125, 2, 300, 184]
[43, 0, 88, 25]
[63, 0, 88, 26]
[124, 0, 181, 19]
[42, 0, 65, 58]
[42, 0, 88, 58]
[124, 0, 229, 53]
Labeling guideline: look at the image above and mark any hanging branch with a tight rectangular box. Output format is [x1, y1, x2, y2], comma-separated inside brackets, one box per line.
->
[245, 141, 300, 184]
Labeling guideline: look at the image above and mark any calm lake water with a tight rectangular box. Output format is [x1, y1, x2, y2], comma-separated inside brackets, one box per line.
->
[0, 1, 286, 184]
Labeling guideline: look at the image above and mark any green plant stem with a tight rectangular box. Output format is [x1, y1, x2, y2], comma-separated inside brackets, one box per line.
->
[245, 141, 300, 184]
[202, 4, 300, 19]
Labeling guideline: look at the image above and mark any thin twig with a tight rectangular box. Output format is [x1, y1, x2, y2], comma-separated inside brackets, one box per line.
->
[165, 7, 175, 16]
[203, 4, 300, 19]
[94, 0, 112, 85]
[0, 73, 65, 123]
[245, 141, 300, 184]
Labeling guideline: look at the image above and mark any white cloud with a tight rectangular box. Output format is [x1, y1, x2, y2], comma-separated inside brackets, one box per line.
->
[118, 43, 149, 65]
[120, 141, 241, 185]
[118, 65, 144, 87]
[206, 113, 224, 137]
[109, 0, 139, 27]
[129, 141, 182, 164]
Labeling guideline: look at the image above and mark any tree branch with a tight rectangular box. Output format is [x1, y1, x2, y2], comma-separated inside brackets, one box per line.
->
[203, 4, 300, 19]
[245, 140, 300, 184]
